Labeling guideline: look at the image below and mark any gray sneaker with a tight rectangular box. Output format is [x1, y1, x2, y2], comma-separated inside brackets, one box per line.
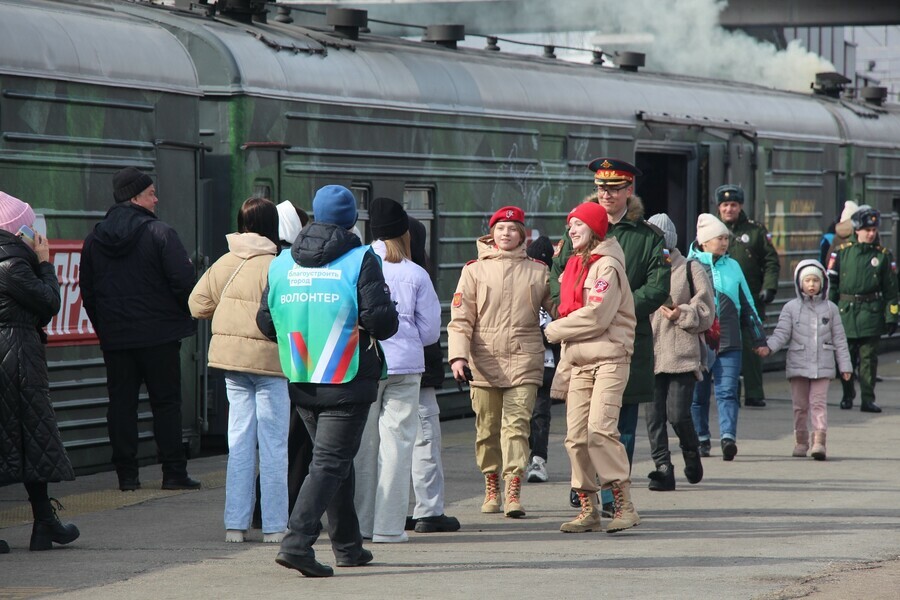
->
[525, 456, 549, 483]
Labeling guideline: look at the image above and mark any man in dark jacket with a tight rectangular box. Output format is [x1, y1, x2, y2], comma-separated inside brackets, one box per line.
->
[550, 158, 671, 512]
[717, 185, 781, 407]
[80, 167, 199, 492]
[258, 184, 399, 578]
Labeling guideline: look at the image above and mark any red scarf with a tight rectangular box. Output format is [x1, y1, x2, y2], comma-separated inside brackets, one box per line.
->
[558, 254, 602, 317]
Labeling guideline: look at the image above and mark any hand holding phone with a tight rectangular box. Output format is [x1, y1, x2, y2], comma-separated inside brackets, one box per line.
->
[17, 224, 35, 245]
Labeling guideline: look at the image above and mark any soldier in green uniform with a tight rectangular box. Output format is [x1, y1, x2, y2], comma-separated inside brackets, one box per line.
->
[826, 206, 899, 413]
[717, 185, 780, 407]
[550, 157, 671, 511]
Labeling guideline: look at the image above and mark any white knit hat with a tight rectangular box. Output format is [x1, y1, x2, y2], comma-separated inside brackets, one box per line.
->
[648, 213, 677, 249]
[696, 213, 729, 244]
[839, 200, 859, 223]
[799, 265, 824, 285]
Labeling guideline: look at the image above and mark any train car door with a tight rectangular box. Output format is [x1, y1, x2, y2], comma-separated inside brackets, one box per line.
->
[635, 144, 697, 255]
[155, 142, 204, 456]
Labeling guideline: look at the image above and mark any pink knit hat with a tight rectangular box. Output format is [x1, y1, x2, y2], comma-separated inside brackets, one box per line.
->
[0, 191, 36, 235]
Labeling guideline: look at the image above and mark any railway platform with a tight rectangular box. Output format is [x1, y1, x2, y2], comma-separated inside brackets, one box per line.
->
[2, 354, 900, 599]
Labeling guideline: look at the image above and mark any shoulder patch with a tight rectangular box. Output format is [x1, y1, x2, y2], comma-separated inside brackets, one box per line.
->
[451, 292, 463, 308]
[553, 239, 564, 258]
[837, 242, 853, 251]
[644, 220, 665, 237]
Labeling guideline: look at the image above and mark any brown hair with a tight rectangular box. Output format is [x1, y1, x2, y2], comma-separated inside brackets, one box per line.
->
[238, 197, 279, 249]
[383, 231, 411, 263]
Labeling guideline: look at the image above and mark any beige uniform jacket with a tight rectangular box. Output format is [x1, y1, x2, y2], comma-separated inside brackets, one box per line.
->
[189, 232, 283, 377]
[544, 237, 636, 368]
[447, 235, 553, 388]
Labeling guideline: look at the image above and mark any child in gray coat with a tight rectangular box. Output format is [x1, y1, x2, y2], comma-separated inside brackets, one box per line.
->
[757, 260, 852, 460]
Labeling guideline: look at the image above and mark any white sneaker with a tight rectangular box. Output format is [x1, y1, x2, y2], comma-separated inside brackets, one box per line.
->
[526, 456, 549, 483]
[372, 532, 409, 543]
[263, 530, 287, 543]
[225, 529, 245, 543]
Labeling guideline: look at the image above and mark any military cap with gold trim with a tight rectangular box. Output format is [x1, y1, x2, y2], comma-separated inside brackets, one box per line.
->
[587, 157, 642, 185]
[715, 184, 744, 204]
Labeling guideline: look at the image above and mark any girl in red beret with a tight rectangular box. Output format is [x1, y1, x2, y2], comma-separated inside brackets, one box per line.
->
[544, 202, 641, 533]
[447, 206, 553, 519]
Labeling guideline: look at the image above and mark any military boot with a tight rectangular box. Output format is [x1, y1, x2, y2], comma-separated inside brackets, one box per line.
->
[606, 482, 640, 533]
[792, 430, 809, 457]
[647, 463, 676, 491]
[481, 472, 501, 513]
[560, 491, 601, 533]
[810, 431, 827, 461]
[503, 475, 525, 518]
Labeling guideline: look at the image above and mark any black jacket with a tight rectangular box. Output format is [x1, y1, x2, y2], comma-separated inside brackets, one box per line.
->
[257, 222, 399, 408]
[0, 230, 75, 485]
[81, 203, 196, 351]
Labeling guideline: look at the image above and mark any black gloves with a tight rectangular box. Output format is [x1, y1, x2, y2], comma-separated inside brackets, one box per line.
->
[887, 323, 898, 337]
[759, 289, 776, 304]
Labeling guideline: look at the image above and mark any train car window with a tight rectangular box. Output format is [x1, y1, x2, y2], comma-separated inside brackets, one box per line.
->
[351, 184, 371, 243]
[253, 181, 272, 200]
[404, 188, 433, 211]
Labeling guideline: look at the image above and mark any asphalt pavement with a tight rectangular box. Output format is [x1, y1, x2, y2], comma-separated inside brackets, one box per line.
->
[2, 354, 899, 599]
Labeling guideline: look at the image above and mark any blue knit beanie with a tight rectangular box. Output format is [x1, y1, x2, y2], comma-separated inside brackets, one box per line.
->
[312, 185, 357, 230]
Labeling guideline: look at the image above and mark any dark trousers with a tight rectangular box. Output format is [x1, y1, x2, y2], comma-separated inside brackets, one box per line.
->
[841, 336, 880, 404]
[528, 366, 555, 461]
[646, 373, 700, 466]
[741, 327, 765, 400]
[103, 341, 187, 480]
[280, 402, 369, 563]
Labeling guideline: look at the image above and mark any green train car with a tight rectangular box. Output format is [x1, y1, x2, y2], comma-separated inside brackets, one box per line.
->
[1, 0, 899, 472]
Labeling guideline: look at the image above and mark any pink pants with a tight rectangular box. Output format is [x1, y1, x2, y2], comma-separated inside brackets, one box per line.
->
[789, 377, 829, 433]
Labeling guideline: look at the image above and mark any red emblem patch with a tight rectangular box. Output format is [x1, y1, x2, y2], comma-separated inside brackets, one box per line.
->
[594, 279, 610, 292]
[553, 239, 563, 258]
[827, 252, 837, 270]
[452, 292, 463, 308]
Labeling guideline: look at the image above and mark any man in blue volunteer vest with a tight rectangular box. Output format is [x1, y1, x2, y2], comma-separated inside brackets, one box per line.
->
[257, 185, 398, 578]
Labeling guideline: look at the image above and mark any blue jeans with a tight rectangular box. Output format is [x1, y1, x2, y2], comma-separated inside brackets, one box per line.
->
[224, 372, 290, 533]
[600, 402, 639, 506]
[691, 349, 742, 442]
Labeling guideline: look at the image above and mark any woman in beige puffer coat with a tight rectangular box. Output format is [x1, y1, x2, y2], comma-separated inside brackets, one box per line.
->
[189, 198, 289, 543]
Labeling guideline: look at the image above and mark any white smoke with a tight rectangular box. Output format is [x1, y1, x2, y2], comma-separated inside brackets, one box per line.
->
[467, 0, 836, 93]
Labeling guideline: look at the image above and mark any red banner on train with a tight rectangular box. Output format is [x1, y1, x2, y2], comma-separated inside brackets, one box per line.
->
[47, 240, 97, 346]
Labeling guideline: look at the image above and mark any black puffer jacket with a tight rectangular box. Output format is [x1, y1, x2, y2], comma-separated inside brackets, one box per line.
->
[81, 203, 196, 351]
[257, 222, 399, 408]
[0, 230, 75, 485]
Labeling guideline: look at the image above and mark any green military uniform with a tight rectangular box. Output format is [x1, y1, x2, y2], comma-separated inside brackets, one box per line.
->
[827, 238, 899, 409]
[722, 210, 780, 404]
[551, 196, 671, 405]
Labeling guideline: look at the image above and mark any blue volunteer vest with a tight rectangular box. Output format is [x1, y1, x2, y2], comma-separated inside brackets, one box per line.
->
[267, 246, 369, 383]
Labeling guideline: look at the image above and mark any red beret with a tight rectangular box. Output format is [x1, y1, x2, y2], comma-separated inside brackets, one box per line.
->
[489, 205, 525, 228]
[567, 202, 608, 241]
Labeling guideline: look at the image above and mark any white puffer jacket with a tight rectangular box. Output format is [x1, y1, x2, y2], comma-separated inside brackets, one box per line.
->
[766, 260, 852, 380]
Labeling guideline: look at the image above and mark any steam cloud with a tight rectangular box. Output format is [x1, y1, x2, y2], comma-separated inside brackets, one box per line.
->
[467, 0, 836, 93]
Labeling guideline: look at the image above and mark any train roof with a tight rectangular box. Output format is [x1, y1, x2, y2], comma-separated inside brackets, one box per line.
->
[4, 0, 899, 149]
[0, 0, 200, 95]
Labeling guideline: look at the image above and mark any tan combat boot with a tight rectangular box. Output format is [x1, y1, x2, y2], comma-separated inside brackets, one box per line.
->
[792, 430, 809, 457]
[606, 482, 640, 533]
[503, 475, 525, 518]
[481, 472, 501, 513]
[560, 491, 601, 533]
[810, 431, 827, 461]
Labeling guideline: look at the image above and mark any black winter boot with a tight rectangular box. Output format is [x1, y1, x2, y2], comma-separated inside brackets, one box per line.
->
[29, 498, 80, 551]
[0, 539, 9, 554]
[682, 448, 704, 484]
[647, 463, 676, 491]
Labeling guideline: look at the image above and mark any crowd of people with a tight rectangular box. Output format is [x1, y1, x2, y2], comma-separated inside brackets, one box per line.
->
[1, 158, 896, 571]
